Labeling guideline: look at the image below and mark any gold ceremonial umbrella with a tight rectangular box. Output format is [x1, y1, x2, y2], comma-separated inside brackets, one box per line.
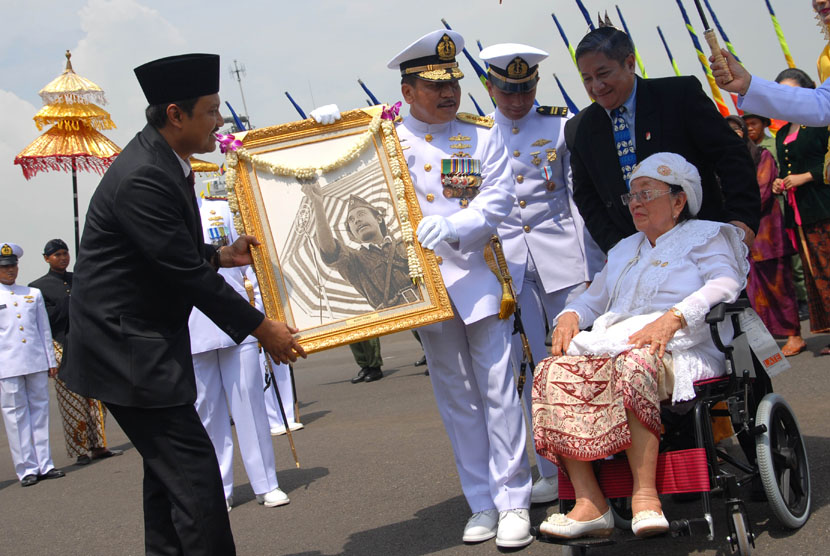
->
[190, 157, 220, 174]
[13, 50, 120, 255]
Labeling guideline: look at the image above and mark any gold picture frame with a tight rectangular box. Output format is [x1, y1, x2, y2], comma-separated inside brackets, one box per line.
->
[227, 107, 453, 354]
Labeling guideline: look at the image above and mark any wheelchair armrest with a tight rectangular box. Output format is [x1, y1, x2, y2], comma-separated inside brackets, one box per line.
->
[705, 299, 751, 324]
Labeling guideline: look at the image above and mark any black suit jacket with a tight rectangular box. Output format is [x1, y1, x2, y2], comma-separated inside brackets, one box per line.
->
[29, 270, 72, 344]
[61, 124, 263, 408]
[566, 75, 759, 253]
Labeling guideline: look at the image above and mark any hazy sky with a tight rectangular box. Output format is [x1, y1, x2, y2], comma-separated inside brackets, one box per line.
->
[0, 0, 823, 283]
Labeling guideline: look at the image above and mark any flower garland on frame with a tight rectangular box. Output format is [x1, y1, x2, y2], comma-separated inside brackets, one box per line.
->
[221, 103, 424, 284]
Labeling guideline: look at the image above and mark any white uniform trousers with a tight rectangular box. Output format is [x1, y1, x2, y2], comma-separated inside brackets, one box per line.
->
[264, 360, 297, 428]
[419, 311, 532, 513]
[513, 251, 587, 479]
[193, 343, 279, 499]
[0, 372, 55, 480]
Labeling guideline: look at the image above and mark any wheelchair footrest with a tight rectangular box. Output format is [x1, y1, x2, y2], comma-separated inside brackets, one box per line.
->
[558, 448, 711, 499]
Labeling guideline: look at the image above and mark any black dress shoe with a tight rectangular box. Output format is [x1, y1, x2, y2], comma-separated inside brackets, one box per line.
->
[76, 455, 92, 465]
[414, 355, 427, 367]
[20, 474, 38, 487]
[351, 367, 369, 384]
[38, 468, 65, 480]
[363, 367, 383, 382]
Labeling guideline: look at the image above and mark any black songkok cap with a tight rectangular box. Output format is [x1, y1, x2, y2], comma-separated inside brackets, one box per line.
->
[134, 53, 220, 105]
[43, 238, 69, 256]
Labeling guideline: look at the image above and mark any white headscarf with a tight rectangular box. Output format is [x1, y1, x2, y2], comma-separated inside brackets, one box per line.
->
[629, 152, 702, 216]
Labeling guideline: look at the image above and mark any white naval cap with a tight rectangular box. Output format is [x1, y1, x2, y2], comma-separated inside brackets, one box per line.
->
[387, 30, 465, 82]
[630, 152, 702, 216]
[479, 43, 548, 93]
[0, 242, 23, 266]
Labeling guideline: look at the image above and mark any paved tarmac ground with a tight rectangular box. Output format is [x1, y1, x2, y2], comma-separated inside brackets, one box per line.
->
[1, 325, 829, 556]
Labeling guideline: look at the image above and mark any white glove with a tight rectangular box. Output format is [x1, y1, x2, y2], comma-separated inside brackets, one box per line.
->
[416, 215, 458, 250]
[309, 104, 341, 125]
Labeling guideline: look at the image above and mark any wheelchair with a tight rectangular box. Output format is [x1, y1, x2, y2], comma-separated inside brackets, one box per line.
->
[537, 300, 812, 555]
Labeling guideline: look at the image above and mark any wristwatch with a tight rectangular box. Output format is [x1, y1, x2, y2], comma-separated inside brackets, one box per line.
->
[669, 307, 685, 326]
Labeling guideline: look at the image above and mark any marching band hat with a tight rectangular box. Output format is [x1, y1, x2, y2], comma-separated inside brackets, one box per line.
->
[43, 238, 69, 256]
[479, 43, 548, 93]
[134, 53, 220, 105]
[0, 242, 23, 266]
[387, 30, 465, 82]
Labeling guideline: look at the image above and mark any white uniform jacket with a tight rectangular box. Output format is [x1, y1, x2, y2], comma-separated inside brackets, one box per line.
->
[396, 114, 516, 324]
[189, 198, 261, 354]
[0, 284, 56, 378]
[492, 107, 604, 294]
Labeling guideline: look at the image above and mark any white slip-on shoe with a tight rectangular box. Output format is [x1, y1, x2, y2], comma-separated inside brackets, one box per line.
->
[496, 509, 534, 548]
[289, 422, 304, 432]
[462, 509, 498, 543]
[631, 510, 669, 537]
[270, 425, 287, 436]
[226, 496, 233, 513]
[256, 488, 290, 507]
[531, 476, 559, 504]
[539, 508, 614, 539]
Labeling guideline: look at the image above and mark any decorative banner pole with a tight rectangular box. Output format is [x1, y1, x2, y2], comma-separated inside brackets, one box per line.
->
[675, 0, 731, 117]
[553, 74, 580, 114]
[358, 78, 381, 106]
[551, 13, 579, 70]
[574, 0, 596, 31]
[476, 40, 490, 70]
[764, 0, 797, 68]
[701, 0, 743, 111]
[284, 91, 307, 119]
[615, 5, 648, 78]
[468, 93, 486, 117]
[441, 18, 496, 107]
[657, 26, 683, 76]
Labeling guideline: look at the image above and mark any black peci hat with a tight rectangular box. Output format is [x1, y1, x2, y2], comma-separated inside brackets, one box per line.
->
[134, 53, 220, 105]
[43, 238, 68, 256]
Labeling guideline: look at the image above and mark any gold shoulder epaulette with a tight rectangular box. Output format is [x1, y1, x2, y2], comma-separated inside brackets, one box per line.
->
[536, 106, 569, 117]
[456, 112, 494, 128]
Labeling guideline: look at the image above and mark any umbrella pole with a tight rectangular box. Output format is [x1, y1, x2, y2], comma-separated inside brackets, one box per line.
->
[72, 159, 80, 256]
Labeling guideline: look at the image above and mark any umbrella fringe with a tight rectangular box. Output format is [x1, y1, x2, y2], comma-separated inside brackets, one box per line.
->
[14, 154, 117, 180]
[39, 91, 108, 106]
[34, 116, 117, 132]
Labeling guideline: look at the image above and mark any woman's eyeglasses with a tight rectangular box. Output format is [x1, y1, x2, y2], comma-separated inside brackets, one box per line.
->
[621, 189, 673, 205]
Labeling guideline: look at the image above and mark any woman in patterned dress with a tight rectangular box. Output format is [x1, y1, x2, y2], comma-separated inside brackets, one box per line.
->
[533, 153, 747, 539]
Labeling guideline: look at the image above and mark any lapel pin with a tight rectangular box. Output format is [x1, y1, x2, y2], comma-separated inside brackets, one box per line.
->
[645, 131, 652, 141]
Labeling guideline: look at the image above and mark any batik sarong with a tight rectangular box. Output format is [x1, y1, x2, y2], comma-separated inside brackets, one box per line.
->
[53, 341, 108, 458]
[532, 348, 672, 470]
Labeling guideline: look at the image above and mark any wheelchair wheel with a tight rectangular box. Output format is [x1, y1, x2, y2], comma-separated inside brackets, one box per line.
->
[755, 393, 811, 529]
[608, 497, 632, 529]
[730, 510, 753, 555]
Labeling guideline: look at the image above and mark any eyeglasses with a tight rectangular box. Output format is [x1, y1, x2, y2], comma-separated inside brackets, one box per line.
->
[620, 189, 673, 205]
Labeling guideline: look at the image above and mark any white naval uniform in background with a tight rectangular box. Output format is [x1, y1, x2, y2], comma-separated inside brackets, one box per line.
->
[493, 107, 605, 479]
[398, 113, 532, 513]
[189, 198, 279, 500]
[0, 284, 58, 480]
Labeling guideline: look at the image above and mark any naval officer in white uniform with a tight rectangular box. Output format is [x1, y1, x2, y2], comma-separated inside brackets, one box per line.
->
[0, 243, 65, 487]
[479, 43, 605, 504]
[389, 30, 533, 548]
[189, 197, 288, 510]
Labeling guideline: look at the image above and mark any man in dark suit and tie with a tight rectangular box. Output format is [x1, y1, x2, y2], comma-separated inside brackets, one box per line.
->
[61, 53, 305, 555]
[565, 26, 759, 253]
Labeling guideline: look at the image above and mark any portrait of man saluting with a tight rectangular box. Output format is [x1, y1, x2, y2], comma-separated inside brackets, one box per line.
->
[301, 181, 420, 310]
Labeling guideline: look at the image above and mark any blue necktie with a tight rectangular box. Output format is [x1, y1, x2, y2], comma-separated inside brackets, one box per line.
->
[612, 107, 636, 188]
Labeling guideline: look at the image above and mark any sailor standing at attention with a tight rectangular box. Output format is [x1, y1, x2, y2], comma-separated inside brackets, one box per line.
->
[390, 30, 533, 548]
[478, 43, 605, 505]
[0, 243, 65, 487]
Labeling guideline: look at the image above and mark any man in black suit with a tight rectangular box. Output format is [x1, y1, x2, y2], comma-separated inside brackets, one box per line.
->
[61, 54, 305, 556]
[565, 27, 759, 253]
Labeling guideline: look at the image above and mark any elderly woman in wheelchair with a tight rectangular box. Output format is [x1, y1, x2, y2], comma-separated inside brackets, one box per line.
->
[532, 152, 749, 539]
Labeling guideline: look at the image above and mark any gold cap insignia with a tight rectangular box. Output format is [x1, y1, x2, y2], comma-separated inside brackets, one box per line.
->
[0, 244, 11, 256]
[437, 34, 456, 61]
[507, 57, 529, 79]
[657, 165, 672, 176]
